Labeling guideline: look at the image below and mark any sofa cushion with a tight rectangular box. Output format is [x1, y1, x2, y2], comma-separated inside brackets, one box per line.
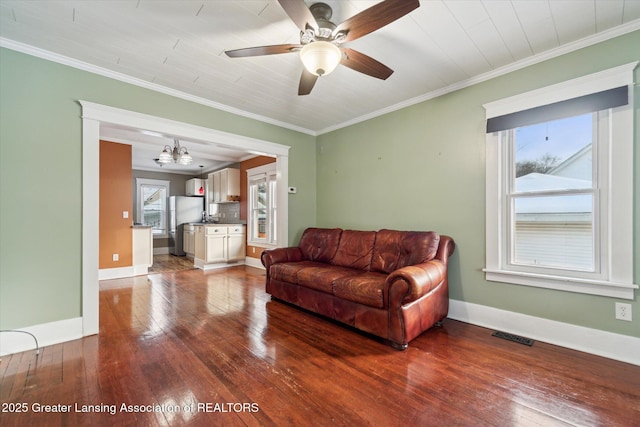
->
[331, 230, 376, 270]
[333, 272, 387, 309]
[270, 261, 324, 284]
[298, 228, 343, 262]
[297, 265, 361, 294]
[371, 229, 440, 274]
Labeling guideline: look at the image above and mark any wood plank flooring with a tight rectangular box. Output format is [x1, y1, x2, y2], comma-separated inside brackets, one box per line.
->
[147, 254, 197, 274]
[1, 266, 639, 426]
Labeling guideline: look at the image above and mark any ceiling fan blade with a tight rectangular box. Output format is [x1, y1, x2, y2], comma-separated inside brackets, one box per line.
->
[278, 0, 318, 32]
[225, 44, 301, 58]
[334, 0, 420, 43]
[298, 69, 318, 95]
[340, 48, 393, 80]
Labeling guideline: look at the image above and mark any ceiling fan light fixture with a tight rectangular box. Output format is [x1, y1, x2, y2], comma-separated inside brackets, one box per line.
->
[300, 41, 341, 77]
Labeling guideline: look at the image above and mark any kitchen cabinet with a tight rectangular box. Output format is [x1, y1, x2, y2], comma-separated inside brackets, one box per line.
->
[227, 225, 246, 261]
[194, 224, 246, 270]
[208, 168, 240, 203]
[204, 226, 227, 263]
[183, 224, 195, 257]
[186, 178, 205, 196]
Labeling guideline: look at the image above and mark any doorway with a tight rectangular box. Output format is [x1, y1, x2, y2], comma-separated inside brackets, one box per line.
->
[81, 101, 290, 336]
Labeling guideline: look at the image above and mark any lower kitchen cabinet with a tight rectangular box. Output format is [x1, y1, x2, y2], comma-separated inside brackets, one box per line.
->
[183, 224, 196, 257]
[194, 224, 246, 270]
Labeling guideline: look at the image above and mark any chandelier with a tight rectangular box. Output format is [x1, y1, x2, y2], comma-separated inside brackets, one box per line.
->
[158, 139, 192, 165]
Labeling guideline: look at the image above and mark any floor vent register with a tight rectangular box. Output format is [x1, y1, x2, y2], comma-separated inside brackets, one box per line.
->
[492, 331, 534, 346]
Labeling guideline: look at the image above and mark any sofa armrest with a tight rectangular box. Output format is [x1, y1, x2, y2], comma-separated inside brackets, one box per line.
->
[261, 247, 303, 270]
[435, 235, 455, 265]
[385, 260, 447, 306]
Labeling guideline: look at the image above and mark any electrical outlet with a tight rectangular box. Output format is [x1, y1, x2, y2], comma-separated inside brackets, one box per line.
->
[615, 302, 632, 321]
[112, 253, 119, 262]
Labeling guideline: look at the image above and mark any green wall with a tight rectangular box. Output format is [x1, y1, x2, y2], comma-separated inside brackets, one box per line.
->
[1, 31, 638, 338]
[316, 30, 640, 338]
[0, 47, 316, 329]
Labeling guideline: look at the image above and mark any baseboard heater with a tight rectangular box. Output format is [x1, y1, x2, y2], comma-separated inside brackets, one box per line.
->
[492, 331, 534, 346]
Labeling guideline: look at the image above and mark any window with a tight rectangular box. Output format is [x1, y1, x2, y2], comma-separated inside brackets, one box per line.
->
[483, 63, 637, 299]
[136, 178, 170, 238]
[247, 164, 277, 247]
[509, 113, 595, 272]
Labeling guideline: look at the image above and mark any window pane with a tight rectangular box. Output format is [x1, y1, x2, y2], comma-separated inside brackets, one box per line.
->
[513, 194, 593, 270]
[514, 114, 593, 192]
[142, 185, 166, 235]
[256, 181, 267, 209]
[252, 208, 267, 240]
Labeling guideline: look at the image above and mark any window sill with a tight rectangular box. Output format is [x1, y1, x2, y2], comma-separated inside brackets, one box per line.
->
[248, 242, 276, 249]
[483, 268, 637, 300]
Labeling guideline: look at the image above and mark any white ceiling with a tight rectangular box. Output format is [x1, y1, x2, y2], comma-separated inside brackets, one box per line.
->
[1, 0, 639, 174]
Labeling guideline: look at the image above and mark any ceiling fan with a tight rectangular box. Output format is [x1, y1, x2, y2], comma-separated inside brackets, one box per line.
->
[225, 0, 420, 95]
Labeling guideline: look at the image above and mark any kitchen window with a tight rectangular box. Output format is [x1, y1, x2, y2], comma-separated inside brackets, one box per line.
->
[136, 178, 170, 238]
[483, 63, 637, 299]
[247, 164, 277, 247]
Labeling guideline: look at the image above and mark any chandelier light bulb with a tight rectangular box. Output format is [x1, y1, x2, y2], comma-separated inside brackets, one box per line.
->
[300, 41, 341, 77]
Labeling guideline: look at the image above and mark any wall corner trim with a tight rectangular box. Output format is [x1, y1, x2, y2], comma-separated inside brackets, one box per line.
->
[448, 299, 639, 366]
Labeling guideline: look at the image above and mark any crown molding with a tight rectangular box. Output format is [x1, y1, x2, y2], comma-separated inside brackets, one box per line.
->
[2, 18, 639, 137]
[0, 37, 317, 136]
[317, 19, 640, 135]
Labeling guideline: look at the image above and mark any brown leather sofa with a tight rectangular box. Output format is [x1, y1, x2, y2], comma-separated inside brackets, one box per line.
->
[261, 228, 455, 349]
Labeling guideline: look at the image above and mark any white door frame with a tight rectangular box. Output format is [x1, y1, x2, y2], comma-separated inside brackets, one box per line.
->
[80, 101, 289, 335]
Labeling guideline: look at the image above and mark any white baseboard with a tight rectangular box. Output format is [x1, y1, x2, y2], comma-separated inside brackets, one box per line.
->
[0, 317, 84, 357]
[448, 299, 640, 366]
[244, 257, 265, 269]
[132, 264, 149, 276]
[194, 258, 246, 271]
[99, 266, 134, 280]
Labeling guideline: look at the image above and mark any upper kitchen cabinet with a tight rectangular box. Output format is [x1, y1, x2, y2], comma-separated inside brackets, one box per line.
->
[208, 168, 240, 203]
[186, 178, 205, 196]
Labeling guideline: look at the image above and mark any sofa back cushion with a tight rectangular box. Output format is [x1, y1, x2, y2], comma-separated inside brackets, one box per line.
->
[298, 228, 343, 262]
[331, 230, 377, 270]
[371, 229, 440, 274]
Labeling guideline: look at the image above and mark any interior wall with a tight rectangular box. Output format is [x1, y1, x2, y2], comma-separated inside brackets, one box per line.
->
[315, 30, 640, 338]
[99, 141, 133, 268]
[0, 46, 316, 331]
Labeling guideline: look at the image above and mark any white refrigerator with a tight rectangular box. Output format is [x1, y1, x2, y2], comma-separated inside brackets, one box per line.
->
[169, 196, 204, 256]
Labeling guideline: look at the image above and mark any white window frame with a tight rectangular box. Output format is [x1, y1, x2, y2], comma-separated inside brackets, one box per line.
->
[483, 62, 638, 300]
[247, 163, 277, 248]
[136, 178, 170, 238]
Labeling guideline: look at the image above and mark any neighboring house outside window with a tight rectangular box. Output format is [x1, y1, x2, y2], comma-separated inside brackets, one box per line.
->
[483, 63, 637, 299]
[247, 163, 277, 248]
[136, 178, 170, 238]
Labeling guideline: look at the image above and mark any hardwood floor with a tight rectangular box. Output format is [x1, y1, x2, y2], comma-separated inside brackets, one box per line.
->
[147, 254, 197, 274]
[1, 266, 639, 426]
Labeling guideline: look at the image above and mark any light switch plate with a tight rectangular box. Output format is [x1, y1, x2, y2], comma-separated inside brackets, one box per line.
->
[123, 211, 129, 219]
